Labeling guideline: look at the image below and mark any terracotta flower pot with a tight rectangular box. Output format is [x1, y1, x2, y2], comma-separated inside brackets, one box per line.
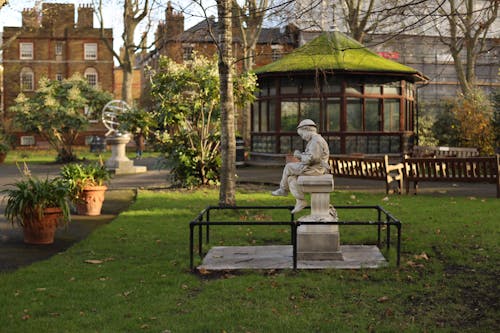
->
[22, 207, 62, 245]
[76, 185, 107, 216]
[0, 152, 6, 163]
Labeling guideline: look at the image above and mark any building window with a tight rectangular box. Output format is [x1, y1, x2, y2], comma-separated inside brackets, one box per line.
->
[271, 45, 283, 61]
[56, 73, 63, 81]
[20, 42, 33, 59]
[20, 67, 34, 91]
[84, 68, 98, 87]
[84, 43, 97, 60]
[183, 45, 193, 61]
[55, 42, 63, 56]
[384, 99, 400, 131]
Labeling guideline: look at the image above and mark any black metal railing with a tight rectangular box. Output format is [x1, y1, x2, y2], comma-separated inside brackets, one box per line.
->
[189, 205, 402, 270]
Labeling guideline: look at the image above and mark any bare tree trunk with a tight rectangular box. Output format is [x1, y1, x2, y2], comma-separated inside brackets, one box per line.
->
[97, 0, 150, 105]
[233, 0, 267, 146]
[437, 0, 498, 97]
[217, 0, 237, 206]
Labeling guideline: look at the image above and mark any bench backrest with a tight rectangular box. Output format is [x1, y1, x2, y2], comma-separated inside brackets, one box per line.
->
[412, 146, 479, 158]
[404, 156, 499, 183]
[330, 156, 386, 179]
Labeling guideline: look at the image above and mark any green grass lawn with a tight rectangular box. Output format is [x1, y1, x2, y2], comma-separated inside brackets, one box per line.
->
[0, 189, 498, 332]
[3, 147, 160, 164]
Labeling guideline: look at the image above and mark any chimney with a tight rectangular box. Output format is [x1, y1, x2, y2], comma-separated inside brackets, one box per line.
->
[165, 1, 184, 40]
[77, 4, 94, 28]
[22, 8, 40, 29]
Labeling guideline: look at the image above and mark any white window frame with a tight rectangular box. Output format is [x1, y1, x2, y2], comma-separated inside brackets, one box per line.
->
[55, 42, 63, 56]
[56, 73, 63, 81]
[84, 43, 98, 60]
[20, 42, 34, 60]
[182, 44, 194, 61]
[20, 67, 34, 91]
[271, 45, 283, 62]
[20, 136, 36, 146]
[84, 67, 98, 87]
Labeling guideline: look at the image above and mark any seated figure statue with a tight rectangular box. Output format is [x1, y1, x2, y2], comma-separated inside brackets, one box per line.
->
[271, 119, 330, 213]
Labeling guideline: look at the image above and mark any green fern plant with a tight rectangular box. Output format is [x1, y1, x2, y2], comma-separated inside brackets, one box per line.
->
[1, 176, 71, 227]
[60, 162, 111, 203]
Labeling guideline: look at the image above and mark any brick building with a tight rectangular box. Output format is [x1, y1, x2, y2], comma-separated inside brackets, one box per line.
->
[142, 2, 299, 79]
[1, 3, 114, 146]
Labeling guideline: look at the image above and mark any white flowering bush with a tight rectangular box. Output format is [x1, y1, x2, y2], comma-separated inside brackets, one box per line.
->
[10, 75, 112, 162]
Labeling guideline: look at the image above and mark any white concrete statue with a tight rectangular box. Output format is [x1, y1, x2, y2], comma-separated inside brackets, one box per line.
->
[271, 119, 330, 213]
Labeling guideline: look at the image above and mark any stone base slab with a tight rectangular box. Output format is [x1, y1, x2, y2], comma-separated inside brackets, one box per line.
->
[198, 245, 388, 270]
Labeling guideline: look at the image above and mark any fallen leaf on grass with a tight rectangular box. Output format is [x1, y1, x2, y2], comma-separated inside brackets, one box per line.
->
[414, 252, 429, 261]
[85, 258, 115, 265]
[85, 260, 103, 264]
[377, 296, 390, 303]
[198, 267, 211, 275]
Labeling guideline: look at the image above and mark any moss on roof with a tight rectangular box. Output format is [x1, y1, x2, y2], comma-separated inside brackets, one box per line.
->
[255, 31, 423, 77]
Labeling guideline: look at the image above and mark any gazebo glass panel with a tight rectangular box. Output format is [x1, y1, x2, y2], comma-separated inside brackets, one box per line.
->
[384, 99, 400, 131]
[269, 101, 276, 131]
[365, 84, 381, 94]
[365, 99, 380, 131]
[383, 83, 401, 95]
[347, 98, 362, 131]
[281, 79, 299, 94]
[261, 102, 268, 131]
[281, 101, 299, 131]
[326, 98, 340, 131]
[323, 78, 341, 94]
[346, 82, 363, 94]
[301, 79, 320, 94]
[252, 102, 260, 131]
[300, 99, 320, 126]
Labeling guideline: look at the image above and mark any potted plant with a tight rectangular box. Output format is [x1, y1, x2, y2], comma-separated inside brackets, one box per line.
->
[0, 142, 9, 163]
[2, 176, 71, 244]
[60, 162, 111, 216]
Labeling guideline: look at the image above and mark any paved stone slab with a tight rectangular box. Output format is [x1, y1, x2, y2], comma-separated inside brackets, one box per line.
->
[198, 245, 388, 270]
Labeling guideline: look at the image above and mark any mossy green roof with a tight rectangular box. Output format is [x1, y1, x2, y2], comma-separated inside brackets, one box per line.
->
[255, 32, 425, 79]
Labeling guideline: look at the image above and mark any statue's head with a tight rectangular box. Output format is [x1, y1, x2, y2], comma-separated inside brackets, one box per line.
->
[297, 119, 317, 139]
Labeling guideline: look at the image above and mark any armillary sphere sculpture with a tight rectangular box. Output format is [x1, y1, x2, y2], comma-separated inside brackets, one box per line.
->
[102, 100, 131, 136]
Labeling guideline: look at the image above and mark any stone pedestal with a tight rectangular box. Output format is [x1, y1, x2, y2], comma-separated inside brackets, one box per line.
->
[297, 174, 343, 260]
[105, 134, 147, 175]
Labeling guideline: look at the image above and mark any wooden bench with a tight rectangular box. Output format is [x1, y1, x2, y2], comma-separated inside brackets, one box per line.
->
[403, 155, 500, 198]
[412, 145, 479, 158]
[330, 155, 404, 194]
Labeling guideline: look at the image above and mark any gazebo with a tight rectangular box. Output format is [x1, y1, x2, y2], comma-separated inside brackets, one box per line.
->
[251, 31, 428, 159]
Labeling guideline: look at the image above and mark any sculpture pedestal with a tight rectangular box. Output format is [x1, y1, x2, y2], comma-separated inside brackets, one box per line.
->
[105, 134, 147, 175]
[297, 174, 343, 261]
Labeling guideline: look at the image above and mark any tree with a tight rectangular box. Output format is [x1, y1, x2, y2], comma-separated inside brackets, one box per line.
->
[150, 54, 256, 187]
[10, 75, 112, 162]
[95, 0, 153, 105]
[339, 0, 417, 43]
[232, 0, 268, 145]
[434, 0, 498, 98]
[117, 106, 158, 157]
[448, 90, 495, 154]
[216, 0, 238, 206]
